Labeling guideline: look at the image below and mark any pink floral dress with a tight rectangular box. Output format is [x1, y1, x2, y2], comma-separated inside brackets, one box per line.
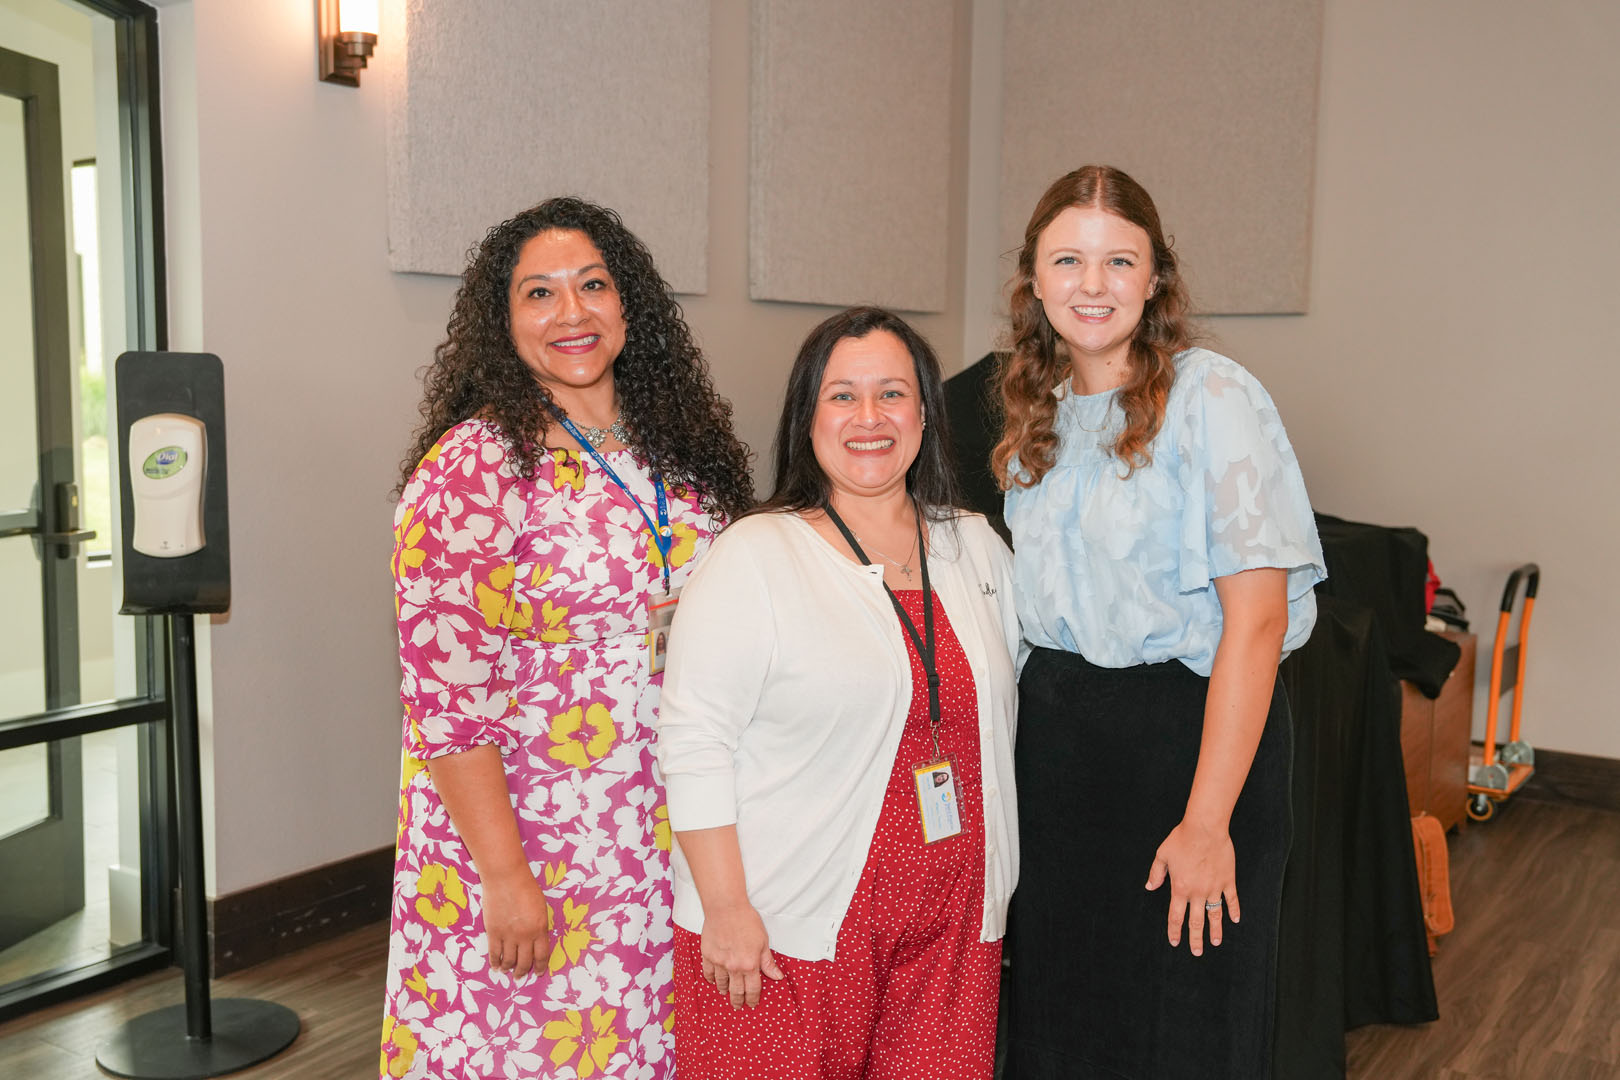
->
[380, 419, 717, 1080]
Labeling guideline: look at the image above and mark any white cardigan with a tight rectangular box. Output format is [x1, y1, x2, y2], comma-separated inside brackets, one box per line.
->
[656, 510, 1020, 961]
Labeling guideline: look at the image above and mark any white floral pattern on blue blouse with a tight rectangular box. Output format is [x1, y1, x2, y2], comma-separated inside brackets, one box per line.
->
[1005, 348, 1326, 676]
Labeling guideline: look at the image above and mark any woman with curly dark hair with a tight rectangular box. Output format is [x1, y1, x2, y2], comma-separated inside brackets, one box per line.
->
[379, 197, 752, 1080]
[995, 167, 1325, 1079]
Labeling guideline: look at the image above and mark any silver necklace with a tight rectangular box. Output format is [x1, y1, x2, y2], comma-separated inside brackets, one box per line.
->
[577, 415, 630, 449]
[855, 530, 919, 582]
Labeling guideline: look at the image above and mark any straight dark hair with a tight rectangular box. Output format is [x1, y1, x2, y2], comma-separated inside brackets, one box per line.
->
[751, 306, 963, 521]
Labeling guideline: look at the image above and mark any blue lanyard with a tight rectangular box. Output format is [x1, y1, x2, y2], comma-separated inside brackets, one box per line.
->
[549, 410, 673, 592]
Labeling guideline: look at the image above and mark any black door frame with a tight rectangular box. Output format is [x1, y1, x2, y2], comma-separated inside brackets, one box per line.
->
[0, 0, 174, 1021]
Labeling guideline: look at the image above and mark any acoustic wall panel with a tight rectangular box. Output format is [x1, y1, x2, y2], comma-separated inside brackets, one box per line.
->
[1000, 0, 1324, 314]
[386, 1, 709, 293]
[750, 0, 956, 312]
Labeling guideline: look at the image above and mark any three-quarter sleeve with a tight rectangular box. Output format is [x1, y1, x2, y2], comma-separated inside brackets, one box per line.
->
[1174, 358, 1326, 602]
[656, 529, 776, 832]
[394, 427, 530, 759]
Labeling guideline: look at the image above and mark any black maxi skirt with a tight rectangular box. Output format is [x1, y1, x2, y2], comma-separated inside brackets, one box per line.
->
[1004, 647, 1293, 1080]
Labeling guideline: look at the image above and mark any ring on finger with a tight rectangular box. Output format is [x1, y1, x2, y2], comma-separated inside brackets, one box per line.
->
[1204, 900, 1222, 910]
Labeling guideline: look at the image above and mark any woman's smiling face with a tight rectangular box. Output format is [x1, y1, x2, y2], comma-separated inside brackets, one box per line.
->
[507, 228, 627, 408]
[1033, 205, 1158, 379]
[811, 329, 924, 506]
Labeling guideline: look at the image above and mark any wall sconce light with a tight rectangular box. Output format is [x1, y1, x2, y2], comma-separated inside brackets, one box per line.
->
[318, 0, 379, 87]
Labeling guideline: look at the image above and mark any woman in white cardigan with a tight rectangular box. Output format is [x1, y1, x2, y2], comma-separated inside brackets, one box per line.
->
[656, 307, 1020, 1079]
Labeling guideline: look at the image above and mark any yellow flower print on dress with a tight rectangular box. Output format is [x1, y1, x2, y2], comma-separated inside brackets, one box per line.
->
[401, 751, 427, 789]
[413, 864, 468, 929]
[547, 704, 617, 770]
[552, 450, 585, 492]
[474, 562, 514, 627]
[474, 562, 535, 633]
[392, 506, 428, 583]
[389, 422, 718, 1075]
[645, 522, 699, 572]
[402, 965, 440, 1011]
[543, 1006, 623, 1079]
[548, 897, 596, 973]
[380, 1014, 419, 1078]
[538, 599, 570, 643]
[397, 750, 427, 844]
[663, 989, 676, 1033]
[652, 805, 671, 851]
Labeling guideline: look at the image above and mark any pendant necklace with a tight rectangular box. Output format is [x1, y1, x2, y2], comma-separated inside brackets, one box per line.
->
[575, 414, 630, 449]
[855, 530, 920, 583]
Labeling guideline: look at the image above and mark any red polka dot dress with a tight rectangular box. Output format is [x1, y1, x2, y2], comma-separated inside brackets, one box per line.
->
[672, 589, 1002, 1079]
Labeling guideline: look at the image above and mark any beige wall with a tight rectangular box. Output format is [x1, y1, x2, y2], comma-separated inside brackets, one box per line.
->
[1207, 0, 1619, 759]
[160, 0, 972, 895]
[158, 0, 1615, 897]
[163, 0, 446, 895]
[679, 0, 974, 464]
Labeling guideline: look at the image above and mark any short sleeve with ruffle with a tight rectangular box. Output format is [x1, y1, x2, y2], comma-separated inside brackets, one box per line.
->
[392, 422, 528, 758]
[1173, 355, 1325, 651]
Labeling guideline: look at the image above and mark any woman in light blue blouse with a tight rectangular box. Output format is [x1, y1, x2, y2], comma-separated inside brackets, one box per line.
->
[994, 166, 1325, 1080]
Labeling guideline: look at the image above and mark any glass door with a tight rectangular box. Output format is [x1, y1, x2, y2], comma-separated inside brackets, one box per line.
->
[0, 41, 92, 957]
[0, 0, 171, 1018]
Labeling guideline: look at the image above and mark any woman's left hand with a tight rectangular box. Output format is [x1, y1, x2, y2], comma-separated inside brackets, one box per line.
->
[1145, 818, 1240, 956]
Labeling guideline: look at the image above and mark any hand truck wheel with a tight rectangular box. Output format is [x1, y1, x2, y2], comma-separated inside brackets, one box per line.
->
[1466, 793, 1496, 822]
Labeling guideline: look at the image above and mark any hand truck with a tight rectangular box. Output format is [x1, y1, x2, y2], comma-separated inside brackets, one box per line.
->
[1465, 563, 1540, 822]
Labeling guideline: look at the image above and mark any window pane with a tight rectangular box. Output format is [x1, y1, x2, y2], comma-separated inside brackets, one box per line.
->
[0, 726, 150, 989]
[0, 744, 50, 837]
[0, 95, 39, 514]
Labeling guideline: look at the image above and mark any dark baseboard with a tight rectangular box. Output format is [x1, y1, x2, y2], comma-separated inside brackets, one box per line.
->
[209, 846, 393, 976]
[1515, 748, 1620, 815]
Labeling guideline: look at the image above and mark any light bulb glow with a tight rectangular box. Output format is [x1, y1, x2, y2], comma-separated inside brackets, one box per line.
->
[339, 0, 379, 36]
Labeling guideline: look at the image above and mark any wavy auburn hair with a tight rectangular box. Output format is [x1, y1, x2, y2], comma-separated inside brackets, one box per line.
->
[397, 197, 754, 520]
[750, 306, 962, 522]
[993, 165, 1195, 489]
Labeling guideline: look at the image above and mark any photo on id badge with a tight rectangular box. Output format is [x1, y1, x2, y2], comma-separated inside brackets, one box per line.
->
[647, 588, 680, 675]
[913, 759, 962, 843]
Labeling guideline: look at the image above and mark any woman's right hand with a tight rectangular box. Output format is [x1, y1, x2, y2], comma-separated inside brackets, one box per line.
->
[700, 901, 784, 1008]
[479, 869, 552, 979]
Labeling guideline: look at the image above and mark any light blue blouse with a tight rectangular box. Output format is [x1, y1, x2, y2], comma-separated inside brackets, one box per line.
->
[1005, 348, 1326, 676]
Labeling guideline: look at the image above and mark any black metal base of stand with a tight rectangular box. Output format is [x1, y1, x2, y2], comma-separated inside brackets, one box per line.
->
[95, 998, 300, 1079]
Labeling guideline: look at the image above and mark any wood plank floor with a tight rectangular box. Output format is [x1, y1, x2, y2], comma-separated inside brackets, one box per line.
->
[1345, 799, 1620, 1079]
[0, 921, 388, 1079]
[1, 798, 1615, 1078]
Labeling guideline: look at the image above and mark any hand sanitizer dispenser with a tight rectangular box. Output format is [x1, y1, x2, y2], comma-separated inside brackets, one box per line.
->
[129, 412, 206, 557]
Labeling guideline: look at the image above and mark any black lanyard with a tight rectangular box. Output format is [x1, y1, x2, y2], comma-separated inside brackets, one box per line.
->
[823, 502, 944, 762]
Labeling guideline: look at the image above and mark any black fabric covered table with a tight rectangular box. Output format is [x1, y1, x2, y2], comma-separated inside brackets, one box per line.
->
[1276, 596, 1438, 1078]
[942, 357, 1439, 1078]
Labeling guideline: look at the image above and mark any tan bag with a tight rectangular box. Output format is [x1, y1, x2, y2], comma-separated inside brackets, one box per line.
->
[1410, 812, 1455, 956]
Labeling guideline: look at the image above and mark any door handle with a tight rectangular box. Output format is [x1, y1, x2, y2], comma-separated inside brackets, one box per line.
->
[42, 527, 98, 557]
[46, 482, 96, 557]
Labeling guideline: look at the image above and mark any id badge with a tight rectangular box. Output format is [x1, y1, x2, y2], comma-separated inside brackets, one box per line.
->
[912, 759, 962, 843]
[647, 586, 681, 675]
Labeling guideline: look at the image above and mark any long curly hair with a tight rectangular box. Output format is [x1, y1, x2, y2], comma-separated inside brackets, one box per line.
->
[397, 197, 754, 519]
[749, 306, 962, 522]
[993, 165, 1195, 489]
